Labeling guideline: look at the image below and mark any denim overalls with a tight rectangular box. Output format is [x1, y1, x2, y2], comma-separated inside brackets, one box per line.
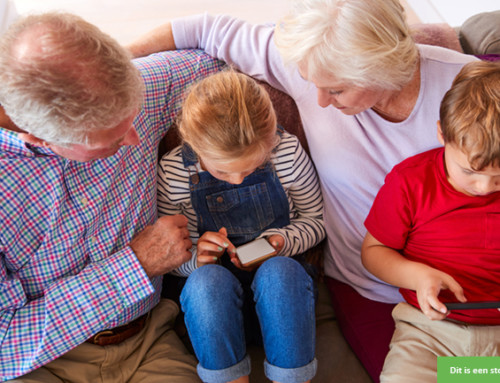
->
[179, 142, 317, 383]
[183, 143, 290, 246]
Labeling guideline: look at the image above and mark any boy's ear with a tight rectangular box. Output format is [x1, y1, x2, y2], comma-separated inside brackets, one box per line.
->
[437, 121, 445, 146]
[17, 133, 49, 147]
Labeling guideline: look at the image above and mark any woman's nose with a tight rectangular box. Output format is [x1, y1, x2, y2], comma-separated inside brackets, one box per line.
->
[317, 89, 333, 108]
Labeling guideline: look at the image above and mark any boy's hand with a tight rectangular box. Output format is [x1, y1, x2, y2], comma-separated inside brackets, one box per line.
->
[197, 227, 235, 267]
[415, 265, 466, 320]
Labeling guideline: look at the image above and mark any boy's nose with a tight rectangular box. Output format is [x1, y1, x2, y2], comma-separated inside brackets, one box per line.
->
[477, 179, 497, 195]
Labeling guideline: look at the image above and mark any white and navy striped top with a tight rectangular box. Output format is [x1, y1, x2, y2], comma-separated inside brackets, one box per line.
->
[158, 130, 326, 276]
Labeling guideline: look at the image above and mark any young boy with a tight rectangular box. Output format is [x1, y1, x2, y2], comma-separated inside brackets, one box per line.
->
[361, 60, 500, 382]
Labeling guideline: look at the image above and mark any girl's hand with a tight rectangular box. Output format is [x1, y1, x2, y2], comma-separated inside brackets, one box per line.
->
[415, 265, 466, 321]
[267, 234, 285, 253]
[197, 227, 234, 267]
[228, 235, 284, 271]
[229, 255, 260, 272]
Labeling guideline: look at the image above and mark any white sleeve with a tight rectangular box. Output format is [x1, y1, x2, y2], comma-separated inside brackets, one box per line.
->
[157, 147, 199, 276]
[171, 13, 300, 96]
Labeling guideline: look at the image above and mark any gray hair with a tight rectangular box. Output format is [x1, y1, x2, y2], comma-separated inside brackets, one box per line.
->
[275, 0, 419, 90]
[0, 12, 144, 145]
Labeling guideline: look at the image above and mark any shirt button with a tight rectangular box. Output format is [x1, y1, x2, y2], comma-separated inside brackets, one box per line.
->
[89, 237, 97, 244]
[81, 197, 88, 206]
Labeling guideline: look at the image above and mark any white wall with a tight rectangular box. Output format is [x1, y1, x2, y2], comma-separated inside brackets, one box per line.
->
[12, 0, 424, 45]
[406, 0, 498, 26]
[13, 0, 292, 45]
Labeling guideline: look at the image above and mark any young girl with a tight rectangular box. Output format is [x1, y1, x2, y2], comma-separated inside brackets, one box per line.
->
[157, 70, 325, 383]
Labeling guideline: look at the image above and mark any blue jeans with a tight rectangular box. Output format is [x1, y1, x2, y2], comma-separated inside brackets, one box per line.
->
[180, 256, 317, 383]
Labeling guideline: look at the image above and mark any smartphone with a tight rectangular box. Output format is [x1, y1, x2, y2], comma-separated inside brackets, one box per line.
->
[236, 238, 277, 267]
[444, 301, 500, 310]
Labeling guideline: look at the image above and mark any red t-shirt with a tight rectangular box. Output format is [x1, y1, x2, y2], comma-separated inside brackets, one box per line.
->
[365, 147, 500, 324]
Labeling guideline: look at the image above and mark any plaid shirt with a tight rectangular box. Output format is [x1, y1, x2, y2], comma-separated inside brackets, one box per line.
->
[0, 50, 223, 380]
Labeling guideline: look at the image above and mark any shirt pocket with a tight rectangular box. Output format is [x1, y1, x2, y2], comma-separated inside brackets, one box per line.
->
[206, 183, 275, 235]
[485, 213, 500, 249]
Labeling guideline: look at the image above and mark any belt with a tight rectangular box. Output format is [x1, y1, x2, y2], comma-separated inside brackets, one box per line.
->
[86, 313, 148, 346]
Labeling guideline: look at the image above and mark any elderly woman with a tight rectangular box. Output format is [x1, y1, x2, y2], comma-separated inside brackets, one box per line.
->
[129, 0, 477, 381]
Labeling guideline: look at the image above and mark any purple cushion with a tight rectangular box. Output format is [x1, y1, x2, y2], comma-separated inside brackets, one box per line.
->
[476, 54, 500, 61]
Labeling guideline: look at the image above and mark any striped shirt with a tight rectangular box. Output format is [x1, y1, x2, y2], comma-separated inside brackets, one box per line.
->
[0, 50, 224, 380]
[158, 131, 325, 276]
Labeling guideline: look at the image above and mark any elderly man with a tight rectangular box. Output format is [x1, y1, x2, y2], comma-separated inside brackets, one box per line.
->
[0, 12, 223, 382]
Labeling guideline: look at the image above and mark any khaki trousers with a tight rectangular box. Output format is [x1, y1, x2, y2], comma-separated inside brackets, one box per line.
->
[381, 302, 500, 383]
[10, 299, 200, 383]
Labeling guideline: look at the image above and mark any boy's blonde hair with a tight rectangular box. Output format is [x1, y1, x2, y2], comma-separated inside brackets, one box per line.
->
[440, 61, 500, 170]
[178, 70, 278, 163]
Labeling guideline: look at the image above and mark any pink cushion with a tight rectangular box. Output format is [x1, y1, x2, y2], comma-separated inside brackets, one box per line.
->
[411, 23, 463, 53]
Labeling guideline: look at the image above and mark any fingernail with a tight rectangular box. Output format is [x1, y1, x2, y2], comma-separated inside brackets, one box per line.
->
[213, 257, 218, 262]
[223, 242, 229, 248]
[218, 246, 223, 251]
[273, 242, 279, 247]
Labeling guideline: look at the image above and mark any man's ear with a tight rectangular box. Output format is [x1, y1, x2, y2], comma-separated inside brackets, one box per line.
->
[17, 133, 48, 147]
[437, 121, 445, 146]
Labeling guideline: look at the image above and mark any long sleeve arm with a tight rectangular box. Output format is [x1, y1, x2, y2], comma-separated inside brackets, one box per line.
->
[129, 14, 301, 98]
[157, 147, 199, 277]
[172, 13, 299, 95]
[262, 135, 325, 257]
[0, 247, 155, 380]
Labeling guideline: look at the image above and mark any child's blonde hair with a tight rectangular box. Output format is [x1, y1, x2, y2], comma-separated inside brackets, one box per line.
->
[178, 70, 278, 163]
[440, 61, 500, 170]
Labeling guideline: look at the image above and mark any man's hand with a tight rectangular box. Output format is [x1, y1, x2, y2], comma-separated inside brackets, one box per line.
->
[130, 215, 192, 278]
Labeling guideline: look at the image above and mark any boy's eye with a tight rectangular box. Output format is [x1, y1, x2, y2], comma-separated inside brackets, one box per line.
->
[328, 90, 341, 95]
[462, 169, 474, 175]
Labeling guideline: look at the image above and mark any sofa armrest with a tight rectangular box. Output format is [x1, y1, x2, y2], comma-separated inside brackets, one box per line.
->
[411, 23, 463, 52]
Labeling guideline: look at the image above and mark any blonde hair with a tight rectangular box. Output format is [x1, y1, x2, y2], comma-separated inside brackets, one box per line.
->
[0, 12, 144, 146]
[440, 61, 500, 170]
[274, 0, 419, 90]
[178, 70, 278, 163]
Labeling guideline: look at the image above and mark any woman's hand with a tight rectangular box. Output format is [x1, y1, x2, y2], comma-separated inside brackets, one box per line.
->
[414, 265, 467, 321]
[196, 227, 235, 267]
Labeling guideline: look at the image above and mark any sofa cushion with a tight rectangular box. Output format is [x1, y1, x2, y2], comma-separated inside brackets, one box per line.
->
[459, 11, 500, 55]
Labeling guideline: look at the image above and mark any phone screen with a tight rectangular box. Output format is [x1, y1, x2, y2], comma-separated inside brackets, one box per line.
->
[444, 301, 500, 310]
[236, 238, 277, 266]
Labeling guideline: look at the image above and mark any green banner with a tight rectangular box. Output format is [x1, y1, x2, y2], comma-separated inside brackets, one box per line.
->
[438, 357, 500, 382]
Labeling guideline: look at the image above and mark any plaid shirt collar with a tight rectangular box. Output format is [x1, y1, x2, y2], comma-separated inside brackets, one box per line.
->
[0, 127, 57, 158]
